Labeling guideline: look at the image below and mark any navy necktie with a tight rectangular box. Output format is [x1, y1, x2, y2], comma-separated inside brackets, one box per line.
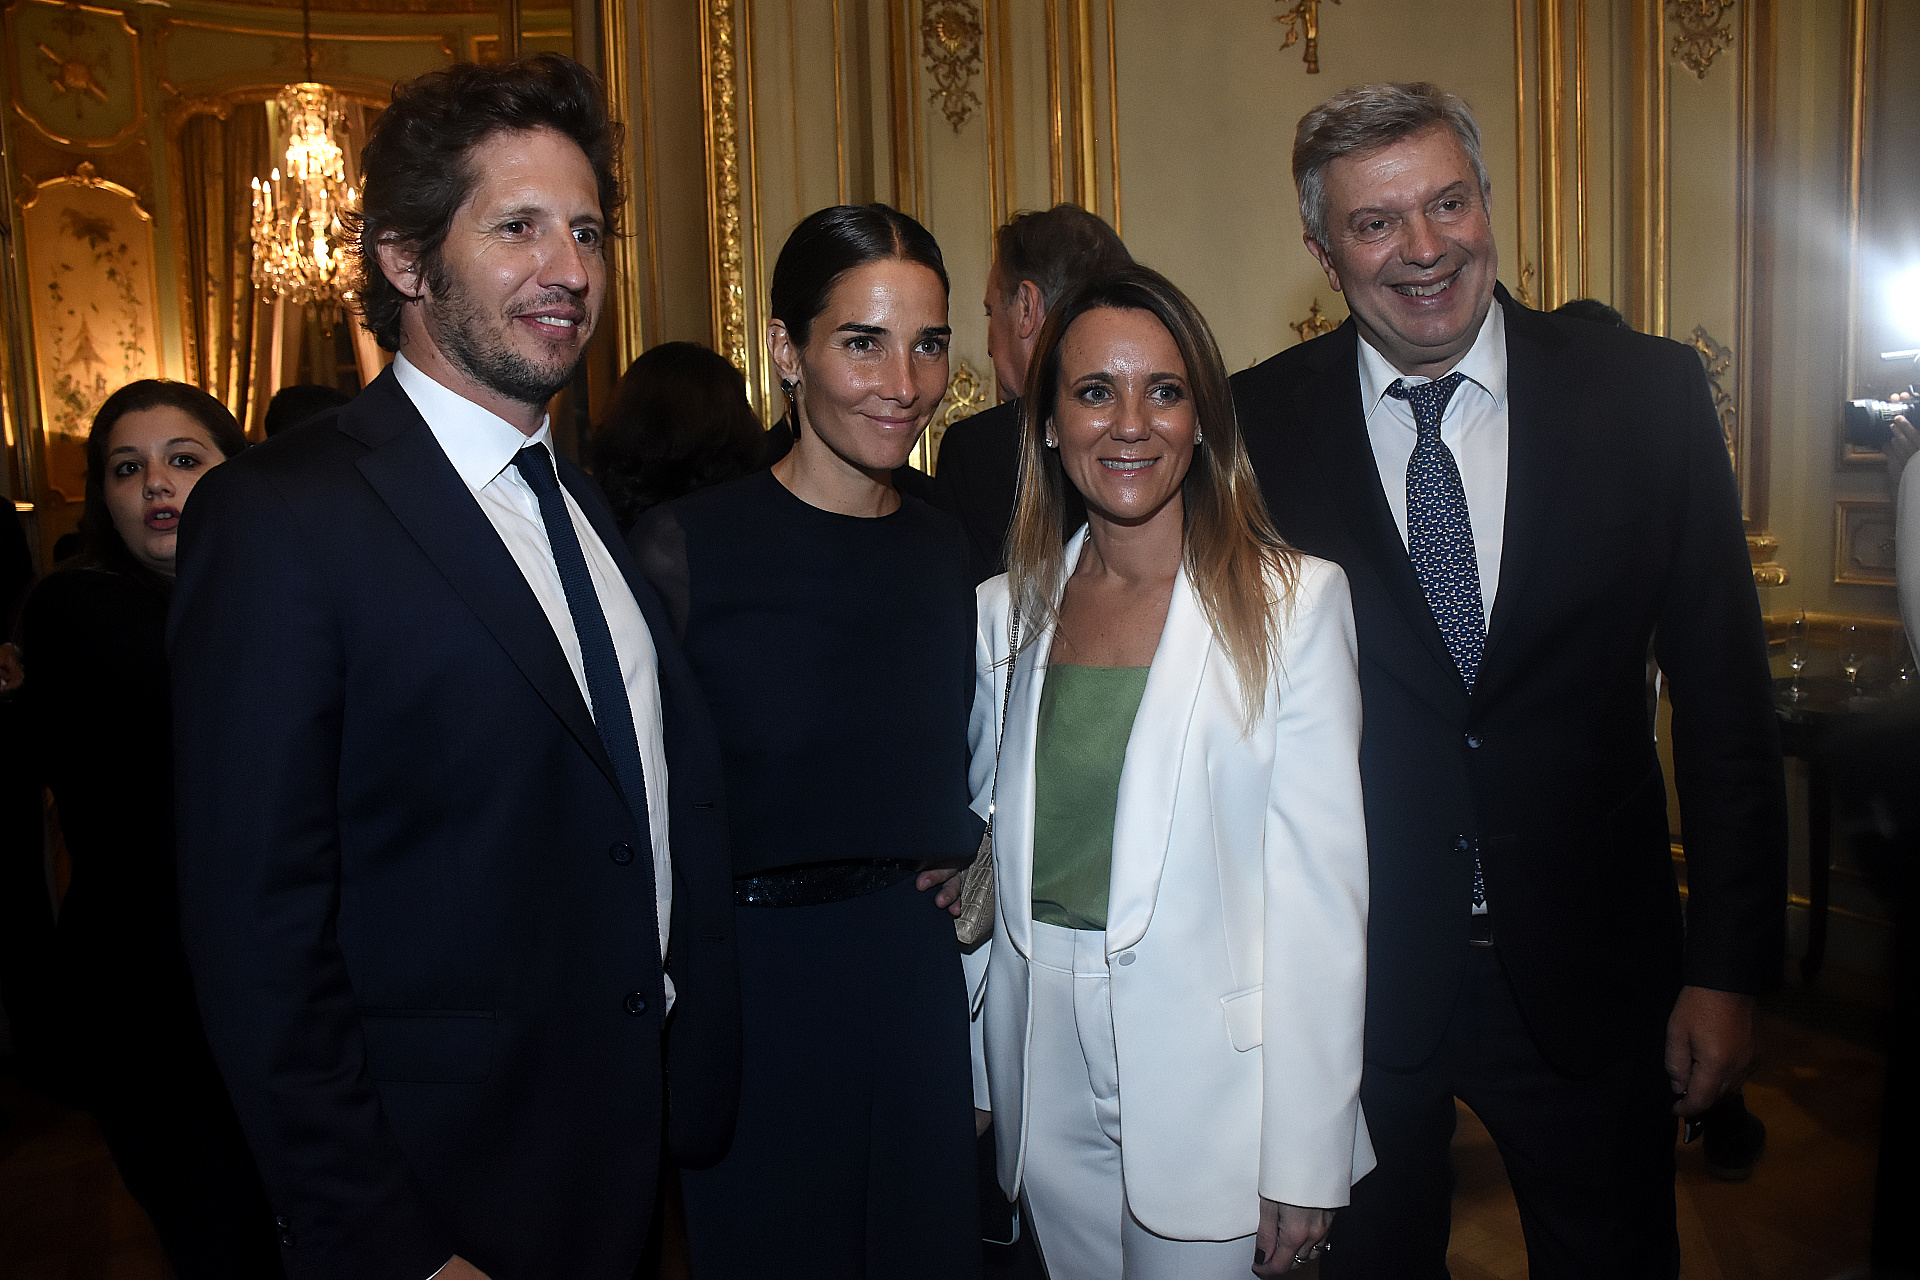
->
[1384, 373, 1486, 911]
[512, 444, 653, 842]
[1386, 372, 1484, 690]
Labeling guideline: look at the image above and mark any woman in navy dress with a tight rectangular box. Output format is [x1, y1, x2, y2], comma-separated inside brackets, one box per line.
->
[629, 204, 982, 1280]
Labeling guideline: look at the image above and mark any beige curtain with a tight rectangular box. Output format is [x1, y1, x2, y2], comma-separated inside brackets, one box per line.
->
[178, 103, 274, 436]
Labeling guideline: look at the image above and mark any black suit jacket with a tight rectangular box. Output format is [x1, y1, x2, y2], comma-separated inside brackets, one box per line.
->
[170, 368, 740, 1280]
[932, 397, 1086, 587]
[1231, 287, 1786, 1076]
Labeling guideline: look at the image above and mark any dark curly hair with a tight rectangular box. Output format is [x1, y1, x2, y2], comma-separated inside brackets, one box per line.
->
[591, 343, 765, 532]
[80, 380, 248, 589]
[348, 53, 623, 351]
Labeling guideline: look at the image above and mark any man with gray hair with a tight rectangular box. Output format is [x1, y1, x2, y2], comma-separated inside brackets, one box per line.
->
[934, 203, 1130, 583]
[1231, 82, 1785, 1277]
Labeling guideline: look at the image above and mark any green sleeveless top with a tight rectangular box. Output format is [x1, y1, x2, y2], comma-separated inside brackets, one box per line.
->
[1030, 664, 1151, 931]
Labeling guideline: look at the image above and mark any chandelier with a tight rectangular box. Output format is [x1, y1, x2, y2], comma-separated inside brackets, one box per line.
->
[249, 0, 355, 330]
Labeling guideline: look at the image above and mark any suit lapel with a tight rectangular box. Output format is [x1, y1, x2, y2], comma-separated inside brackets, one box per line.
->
[993, 529, 1085, 961]
[1296, 327, 1465, 693]
[1104, 563, 1212, 954]
[342, 371, 619, 791]
[1481, 289, 1573, 683]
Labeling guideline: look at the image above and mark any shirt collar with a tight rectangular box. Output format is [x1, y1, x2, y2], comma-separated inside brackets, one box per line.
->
[1357, 301, 1508, 425]
[392, 353, 552, 493]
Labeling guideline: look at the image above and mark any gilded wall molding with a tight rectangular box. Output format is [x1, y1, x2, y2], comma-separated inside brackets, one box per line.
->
[1274, 0, 1337, 74]
[598, 0, 645, 371]
[1686, 325, 1737, 465]
[1290, 300, 1336, 344]
[921, 0, 983, 133]
[699, 0, 748, 374]
[1667, 0, 1734, 79]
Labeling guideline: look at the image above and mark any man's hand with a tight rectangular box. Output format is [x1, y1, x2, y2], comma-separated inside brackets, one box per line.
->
[1886, 406, 1917, 490]
[0, 642, 21, 694]
[433, 1257, 492, 1280]
[975, 1107, 992, 1137]
[1255, 1199, 1333, 1276]
[1665, 985, 1757, 1117]
[916, 865, 965, 915]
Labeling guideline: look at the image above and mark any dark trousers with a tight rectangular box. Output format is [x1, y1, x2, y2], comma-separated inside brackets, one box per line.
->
[681, 875, 981, 1280]
[1324, 944, 1679, 1280]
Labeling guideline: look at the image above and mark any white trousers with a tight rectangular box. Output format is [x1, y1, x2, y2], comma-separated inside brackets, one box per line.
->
[1023, 921, 1259, 1280]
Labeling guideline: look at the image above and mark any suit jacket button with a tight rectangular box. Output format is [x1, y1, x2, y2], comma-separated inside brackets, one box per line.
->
[609, 842, 635, 866]
[624, 992, 647, 1016]
[1464, 733, 1483, 749]
[1115, 952, 1136, 966]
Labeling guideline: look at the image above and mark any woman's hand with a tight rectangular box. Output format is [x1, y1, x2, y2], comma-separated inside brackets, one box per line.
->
[1254, 1199, 1333, 1276]
[915, 865, 965, 915]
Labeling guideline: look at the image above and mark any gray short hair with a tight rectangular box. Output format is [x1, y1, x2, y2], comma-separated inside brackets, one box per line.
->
[1293, 82, 1491, 246]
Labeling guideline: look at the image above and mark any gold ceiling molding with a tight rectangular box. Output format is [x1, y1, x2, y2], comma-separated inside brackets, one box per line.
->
[698, 0, 747, 374]
[1275, 0, 1337, 75]
[1290, 300, 1336, 344]
[921, 1, 983, 133]
[1668, 0, 1734, 79]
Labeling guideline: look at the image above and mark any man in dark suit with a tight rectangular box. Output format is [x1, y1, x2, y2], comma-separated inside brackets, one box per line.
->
[1231, 82, 1785, 1277]
[932, 204, 1126, 584]
[170, 55, 737, 1280]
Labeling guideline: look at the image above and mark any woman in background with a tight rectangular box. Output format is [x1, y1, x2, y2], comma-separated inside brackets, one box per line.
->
[592, 340, 765, 532]
[965, 265, 1372, 1278]
[630, 204, 981, 1280]
[20, 380, 281, 1277]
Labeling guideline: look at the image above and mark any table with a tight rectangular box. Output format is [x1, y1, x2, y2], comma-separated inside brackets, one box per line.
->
[1774, 676, 1892, 979]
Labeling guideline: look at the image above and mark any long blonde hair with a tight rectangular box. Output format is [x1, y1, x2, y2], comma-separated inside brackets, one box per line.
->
[1005, 265, 1300, 719]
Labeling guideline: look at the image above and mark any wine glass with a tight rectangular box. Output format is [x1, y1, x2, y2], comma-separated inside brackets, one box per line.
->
[1841, 624, 1864, 694]
[1786, 613, 1808, 700]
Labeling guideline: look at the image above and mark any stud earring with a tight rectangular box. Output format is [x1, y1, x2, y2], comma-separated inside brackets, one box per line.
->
[1195, 428, 1204, 446]
[1043, 433, 1058, 449]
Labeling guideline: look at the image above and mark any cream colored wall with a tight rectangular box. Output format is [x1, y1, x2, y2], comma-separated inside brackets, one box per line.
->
[1114, 0, 1528, 372]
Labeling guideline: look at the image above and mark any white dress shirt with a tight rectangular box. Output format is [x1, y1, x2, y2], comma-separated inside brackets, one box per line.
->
[1357, 306, 1510, 915]
[392, 356, 673, 988]
[1357, 303, 1510, 629]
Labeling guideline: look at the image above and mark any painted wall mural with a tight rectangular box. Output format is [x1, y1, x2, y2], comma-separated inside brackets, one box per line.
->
[20, 166, 162, 503]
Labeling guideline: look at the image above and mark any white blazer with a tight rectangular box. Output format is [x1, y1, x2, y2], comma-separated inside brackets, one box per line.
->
[966, 529, 1375, 1241]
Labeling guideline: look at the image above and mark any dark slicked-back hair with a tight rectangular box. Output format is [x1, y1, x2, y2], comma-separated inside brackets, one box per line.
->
[81, 380, 247, 587]
[769, 204, 948, 348]
[349, 53, 622, 351]
[993, 203, 1131, 309]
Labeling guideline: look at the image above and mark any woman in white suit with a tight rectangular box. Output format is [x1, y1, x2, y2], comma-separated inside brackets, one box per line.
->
[963, 264, 1372, 1278]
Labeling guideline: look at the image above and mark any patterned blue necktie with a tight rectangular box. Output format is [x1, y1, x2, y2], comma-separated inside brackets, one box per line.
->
[1385, 373, 1485, 912]
[1386, 373, 1484, 691]
[512, 443, 653, 844]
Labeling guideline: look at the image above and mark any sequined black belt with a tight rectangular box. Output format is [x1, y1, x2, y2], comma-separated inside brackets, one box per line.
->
[733, 859, 915, 908]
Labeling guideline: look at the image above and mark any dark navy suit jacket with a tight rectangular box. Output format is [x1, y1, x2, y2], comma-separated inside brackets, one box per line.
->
[1231, 286, 1786, 1077]
[171, 367, 739, 1280]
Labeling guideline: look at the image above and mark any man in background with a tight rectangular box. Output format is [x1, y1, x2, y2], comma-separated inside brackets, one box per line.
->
[933, 203, 1129, 584]
[262, 383, 351, 438]
[172, 55, 737, 1280]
